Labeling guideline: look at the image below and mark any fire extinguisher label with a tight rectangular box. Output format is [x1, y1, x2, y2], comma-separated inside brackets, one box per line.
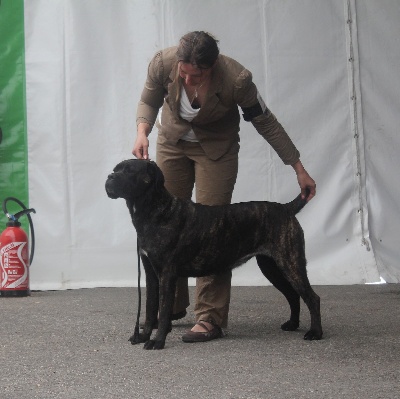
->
[0, 242, 29, 290]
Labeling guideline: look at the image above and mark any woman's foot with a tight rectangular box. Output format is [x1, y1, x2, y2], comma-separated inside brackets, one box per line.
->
[181, 321, 224, 343]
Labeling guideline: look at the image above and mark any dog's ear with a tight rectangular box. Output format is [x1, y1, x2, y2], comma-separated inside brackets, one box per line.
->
[146, 161, 165, 191]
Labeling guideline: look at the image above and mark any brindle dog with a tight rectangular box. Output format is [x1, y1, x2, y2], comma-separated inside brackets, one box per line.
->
[105, 159, 322, 350]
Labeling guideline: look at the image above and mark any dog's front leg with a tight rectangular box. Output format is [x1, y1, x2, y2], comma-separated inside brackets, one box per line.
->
[129, 255, 159, 345]
[143, 272, 177, 350]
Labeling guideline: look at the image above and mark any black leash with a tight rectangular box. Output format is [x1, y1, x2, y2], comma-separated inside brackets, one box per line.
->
[133, 238, 142, 338]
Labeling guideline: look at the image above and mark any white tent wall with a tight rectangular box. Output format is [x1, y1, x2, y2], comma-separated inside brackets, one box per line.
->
[355, 0, 400, 283]
[23, 0, 399, 290]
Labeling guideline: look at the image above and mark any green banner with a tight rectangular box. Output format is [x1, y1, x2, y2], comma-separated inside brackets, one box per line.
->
[0, 0, 29, 228]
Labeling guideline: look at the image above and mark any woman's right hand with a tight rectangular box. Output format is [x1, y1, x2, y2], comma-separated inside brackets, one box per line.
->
[132, 123, 151, 159]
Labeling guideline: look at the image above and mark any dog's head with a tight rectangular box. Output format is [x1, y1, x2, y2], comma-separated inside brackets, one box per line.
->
[105, 159, 165, 200]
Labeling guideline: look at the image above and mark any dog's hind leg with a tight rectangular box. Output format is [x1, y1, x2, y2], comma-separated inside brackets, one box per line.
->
[273, 253, 322, 341]
[291, 278, 322, 341]
[129, 255, 159, 345]
[256, 255, 300, 331]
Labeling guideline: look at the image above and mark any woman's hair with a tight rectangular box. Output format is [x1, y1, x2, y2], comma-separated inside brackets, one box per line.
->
[176, 31, 219, 69]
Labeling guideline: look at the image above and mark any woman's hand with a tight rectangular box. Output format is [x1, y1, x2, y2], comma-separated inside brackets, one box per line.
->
[132, 123, 151, 159]
[292, 160, 316, 202]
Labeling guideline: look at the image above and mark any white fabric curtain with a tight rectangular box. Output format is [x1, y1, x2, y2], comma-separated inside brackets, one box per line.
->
[24, 0, 399, 290]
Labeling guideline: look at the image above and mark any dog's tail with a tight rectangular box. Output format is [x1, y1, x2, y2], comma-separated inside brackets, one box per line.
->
[285, 188, 310, 215]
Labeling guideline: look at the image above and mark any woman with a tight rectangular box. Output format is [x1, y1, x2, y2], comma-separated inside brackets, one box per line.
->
[132, 31, 316, 343]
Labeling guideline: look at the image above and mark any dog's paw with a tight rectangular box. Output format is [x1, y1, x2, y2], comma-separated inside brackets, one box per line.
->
[303, 329, 323, 341]
[129, 332, 148, 345]
[281, 320, 299, 331]
[143, 340, 165, 350]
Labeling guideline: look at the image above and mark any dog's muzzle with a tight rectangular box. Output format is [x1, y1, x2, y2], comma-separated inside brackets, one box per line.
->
[105, 174, 119, 199]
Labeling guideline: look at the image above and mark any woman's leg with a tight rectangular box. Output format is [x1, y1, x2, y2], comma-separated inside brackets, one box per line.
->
[157, 136, 239, 332]
[190, 142, 239, 329]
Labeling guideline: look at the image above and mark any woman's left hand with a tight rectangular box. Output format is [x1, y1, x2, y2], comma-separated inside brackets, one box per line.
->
[292, 160, 316, 202]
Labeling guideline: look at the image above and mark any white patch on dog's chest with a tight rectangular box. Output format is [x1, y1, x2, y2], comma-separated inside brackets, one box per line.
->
[140, 248, 149, 257]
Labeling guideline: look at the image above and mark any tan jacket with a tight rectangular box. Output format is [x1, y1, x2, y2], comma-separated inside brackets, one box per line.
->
[136, 47, 300, 163]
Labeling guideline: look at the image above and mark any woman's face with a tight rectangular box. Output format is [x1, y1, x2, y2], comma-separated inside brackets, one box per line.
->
[178, 62, 213, 86]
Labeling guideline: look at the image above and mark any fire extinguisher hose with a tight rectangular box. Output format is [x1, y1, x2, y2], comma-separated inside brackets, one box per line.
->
[2, 197, 36, 265]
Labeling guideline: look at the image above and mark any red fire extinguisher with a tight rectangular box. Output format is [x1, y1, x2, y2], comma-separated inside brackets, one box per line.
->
[0, 197, 36, 297]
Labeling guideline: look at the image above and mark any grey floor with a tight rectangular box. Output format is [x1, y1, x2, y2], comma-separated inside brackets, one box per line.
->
[1, 284, 399, 399]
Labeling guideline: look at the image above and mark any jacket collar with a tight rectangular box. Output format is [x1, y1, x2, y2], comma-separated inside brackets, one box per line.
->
[195, 57, 223, 122]
[168, 62, 180, 118]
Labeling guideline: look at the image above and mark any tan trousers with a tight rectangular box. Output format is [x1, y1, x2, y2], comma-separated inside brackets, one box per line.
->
[156, 135, 239, 328]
